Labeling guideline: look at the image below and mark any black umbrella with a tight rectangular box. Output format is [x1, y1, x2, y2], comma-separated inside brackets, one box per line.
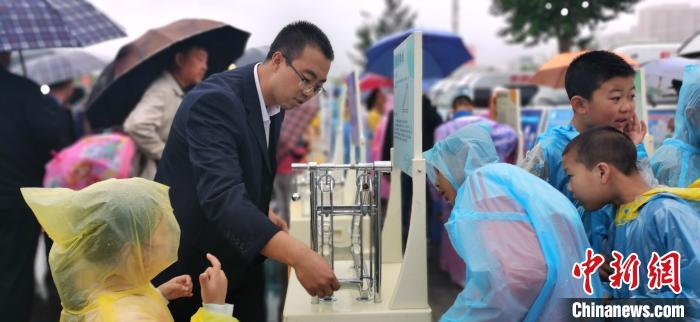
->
[85, 19, 250, 130]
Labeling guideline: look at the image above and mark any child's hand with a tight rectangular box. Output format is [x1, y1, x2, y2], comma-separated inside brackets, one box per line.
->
[598, 255, 614, 283]
[157, 274, 193, 300]
[624, 113, 647, 145]
[199, 253, 228, 305]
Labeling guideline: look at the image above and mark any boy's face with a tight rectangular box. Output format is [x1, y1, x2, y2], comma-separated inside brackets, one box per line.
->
[434, 168, 457, 205]
[562, 152, 611, 211]
[575, 76, 635, 132]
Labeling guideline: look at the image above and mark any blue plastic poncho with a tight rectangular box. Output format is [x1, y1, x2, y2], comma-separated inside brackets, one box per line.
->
[520, 124, 657, 254]
[441, 163, 599, 322]
[611, 182, 700, 317]
[424, 122, 499, 189]
[520, 125, 614, 253]
[651, 64, 700, 188]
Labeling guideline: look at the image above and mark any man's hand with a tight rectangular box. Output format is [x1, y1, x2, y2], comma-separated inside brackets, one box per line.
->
[261, 232, 339, 298]
[199, 253, 228, 305]
[157, 274, 193, 300]
[269, 210, 288, 232]
[624, 113, 647, 145]
[292, 248, 340, 298]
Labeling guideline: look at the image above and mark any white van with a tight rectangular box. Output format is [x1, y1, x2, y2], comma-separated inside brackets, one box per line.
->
[612, 43, 681, 65]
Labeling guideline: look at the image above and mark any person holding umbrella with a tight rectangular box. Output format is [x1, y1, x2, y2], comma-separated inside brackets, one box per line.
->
[153, 21, 340, 321]
[0, 50, 77, 322]
[124, 40, 209, 179]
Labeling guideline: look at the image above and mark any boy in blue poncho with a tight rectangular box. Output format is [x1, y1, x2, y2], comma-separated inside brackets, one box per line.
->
[425, 124, 599, 322]
[519, 50, 655, 255]
[651, 64, 700, 188]
[563, 127, 700, 317]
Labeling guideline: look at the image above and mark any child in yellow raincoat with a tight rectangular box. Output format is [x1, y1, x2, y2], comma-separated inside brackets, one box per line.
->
[563, 126, 700, 317]
[21, 177, 238, 321]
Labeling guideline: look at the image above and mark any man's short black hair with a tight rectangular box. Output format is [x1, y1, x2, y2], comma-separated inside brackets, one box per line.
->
[266, 21, 334, 62]
[564, 50, 635, 100]
[452, 95, 473, 109]
[563, 126, 638, 175]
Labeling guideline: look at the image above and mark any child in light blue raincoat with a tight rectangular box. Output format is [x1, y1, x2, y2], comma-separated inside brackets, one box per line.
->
[563, 127, 700, 317]
[520, 51, 656, 254]
[651, 64, 700, 188]
[425, 123, 599, 322]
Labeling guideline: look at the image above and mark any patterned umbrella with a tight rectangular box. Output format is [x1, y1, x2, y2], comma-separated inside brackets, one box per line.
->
[277, 96, 319, 159]
[9, 49, 106, 85]
[0, 0, 125, 51]
[85, 19, 250, 130]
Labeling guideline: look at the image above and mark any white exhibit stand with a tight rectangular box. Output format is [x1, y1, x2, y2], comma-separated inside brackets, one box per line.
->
[635, 68, 655, 154]
[283, 32, 431, 322]
[493, 87, 523, 162]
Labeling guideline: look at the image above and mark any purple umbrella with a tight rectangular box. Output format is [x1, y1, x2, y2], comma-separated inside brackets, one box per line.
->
[0, 0, 125, 52]
[642, 56, 699, 88]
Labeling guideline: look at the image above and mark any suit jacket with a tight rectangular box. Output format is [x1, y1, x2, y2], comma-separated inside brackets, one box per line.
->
[124, 71, 184, 179]
[154, 64, 283, 298]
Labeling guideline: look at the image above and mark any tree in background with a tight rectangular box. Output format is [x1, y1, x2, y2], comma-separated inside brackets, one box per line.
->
[350, 0, 417, 67]
[490, 0, 640, 53]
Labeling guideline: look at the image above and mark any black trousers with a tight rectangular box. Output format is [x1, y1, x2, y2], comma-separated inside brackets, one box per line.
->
[0, 207, 40, 322]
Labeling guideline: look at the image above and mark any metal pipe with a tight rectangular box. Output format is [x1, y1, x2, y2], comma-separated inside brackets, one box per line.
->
[373, 169, 382, 303]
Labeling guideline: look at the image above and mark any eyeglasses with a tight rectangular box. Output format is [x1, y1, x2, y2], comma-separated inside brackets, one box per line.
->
[282, 53, 324, 95]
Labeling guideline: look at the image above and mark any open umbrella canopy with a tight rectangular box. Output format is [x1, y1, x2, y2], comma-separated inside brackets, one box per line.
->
[364, 28, 472, 80]
[530, 51, 639, 88]
[679, 31, 700, 59]
[359, 73, 392, 92]
[10, 49, 106, 85]
[234, 45, 270, 68]
[643, 56, 699, 89]
[85, 19, 250, 130]
[0, 0, 125, 51]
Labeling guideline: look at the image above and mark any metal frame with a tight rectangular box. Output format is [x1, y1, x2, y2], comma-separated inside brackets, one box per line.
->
[293, 161, 391, 304]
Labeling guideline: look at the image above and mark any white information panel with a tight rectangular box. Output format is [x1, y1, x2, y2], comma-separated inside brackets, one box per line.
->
[346, 71, 366, 162]
[392, 33, 422, 176]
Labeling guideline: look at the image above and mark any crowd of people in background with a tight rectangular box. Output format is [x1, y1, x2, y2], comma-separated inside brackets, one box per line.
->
[1, 13, 699, 322]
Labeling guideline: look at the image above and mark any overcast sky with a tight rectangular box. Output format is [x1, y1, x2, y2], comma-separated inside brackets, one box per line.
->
[85, 0, 690, 77]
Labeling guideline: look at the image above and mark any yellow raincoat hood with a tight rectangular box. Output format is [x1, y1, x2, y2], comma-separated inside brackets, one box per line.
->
[21, 178, 180, 321]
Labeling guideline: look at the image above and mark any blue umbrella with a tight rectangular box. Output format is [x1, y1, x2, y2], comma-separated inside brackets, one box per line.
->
[364, 28, 472, 80]
[0, 0, 125, 52]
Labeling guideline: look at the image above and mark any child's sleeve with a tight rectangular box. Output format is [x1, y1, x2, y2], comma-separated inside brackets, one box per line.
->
[635, 144, 659, 187]
[190, 304, 238, 322]
[518, 143, 548, 180]
[490, 123, 518, 162]
[647, 199, 700, 300]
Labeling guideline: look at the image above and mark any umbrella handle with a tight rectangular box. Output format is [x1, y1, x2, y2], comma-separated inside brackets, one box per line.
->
[19, 50, 27, 77]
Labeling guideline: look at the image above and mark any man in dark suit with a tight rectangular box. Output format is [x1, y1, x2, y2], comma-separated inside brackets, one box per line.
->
[153, 22, 340, 321]
[0, 51, 74, 322]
